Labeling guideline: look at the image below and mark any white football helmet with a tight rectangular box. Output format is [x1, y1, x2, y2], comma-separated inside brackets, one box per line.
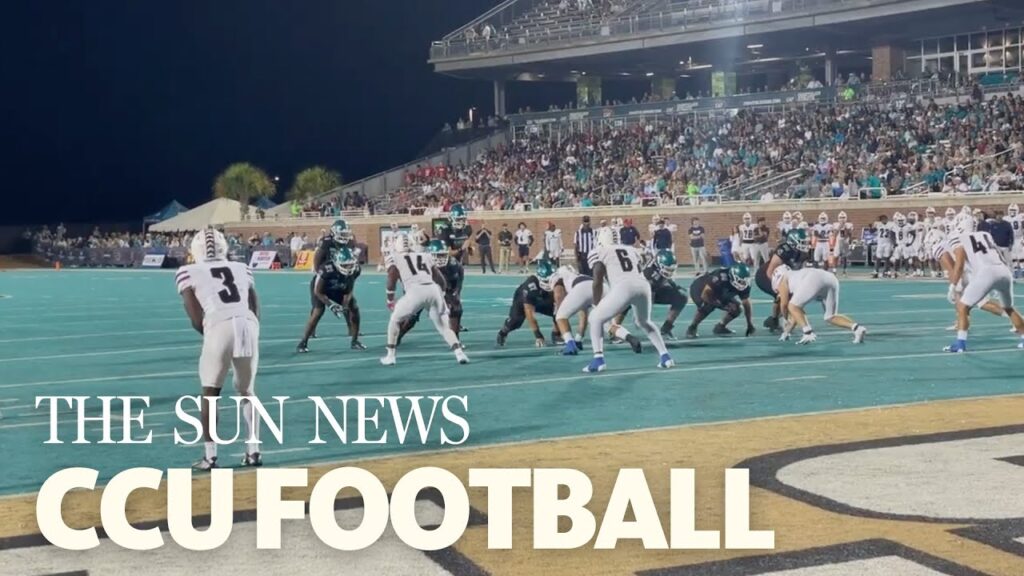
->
[894, 212, 906, 226]
[189, 228, 228, 263]
[742, 212, 752, 224]
[1009, 203, 1020, 218]
[945, 207, 956, 218]
[596, 226, 621, 248]
[818, 212, 829, 224]
[391, 233, 412, 254]
[793, 211, 804, 222]
[837, 211, 848, 222]
[782, 211, 792, 223]
[954, 213, 976, 235]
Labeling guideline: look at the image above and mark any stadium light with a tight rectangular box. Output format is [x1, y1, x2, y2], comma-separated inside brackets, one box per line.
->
[645, 72, 654, 77]
[687, 64, 712, 70]
[746, 44, 763, 49]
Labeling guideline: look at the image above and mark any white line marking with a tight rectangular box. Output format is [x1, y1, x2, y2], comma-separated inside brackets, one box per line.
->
[771, 375, 827, 382]
[0, 399, 19, 404]
[230, 447, 310, 457]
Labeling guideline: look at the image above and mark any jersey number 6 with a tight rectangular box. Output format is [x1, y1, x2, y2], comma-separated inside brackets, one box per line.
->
[615, 249, 635, 272]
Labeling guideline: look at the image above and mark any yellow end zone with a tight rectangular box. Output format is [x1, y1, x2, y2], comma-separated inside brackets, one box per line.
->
[2, 395, 1022, 575]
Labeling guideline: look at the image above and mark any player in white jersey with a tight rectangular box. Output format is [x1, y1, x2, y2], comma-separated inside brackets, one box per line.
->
[583, 227, 673, 372]
[906, 211, 926, 276]
[1008, 203, 1024, 275]
[737, 213, 759, 266]
[931, 234, 1007, 329]
[773, 265, 867, 345]
[409, 223, 429, 252]
[553, 264, 642, 355]
[923, 218, 948, 278]
[831, 211, 854, 276]
[891, 212, 916, 276]
[777, 211, 794, 240]
[176, 229, 262, 471]
[810, 212, 832, 271]
[944, 213, 1024, 352]
[872, 214, 895, 278]
[381, 234, 469, 365]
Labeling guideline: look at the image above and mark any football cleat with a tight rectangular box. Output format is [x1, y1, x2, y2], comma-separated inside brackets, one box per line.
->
[562, 340, 580, 356]
[192, 456, 217, 471]
[626, 334, 643, 354]
[241, 452, 262, 467]
[454, 348, 470, 364]
[496, 331, 507, 347]
[944, 339, 967, 353]
[660, 329, 677, 342]
[763, 316, 780, 331]
[779, 331, 792, 342]
[296, 342, 309, 353]
[583, 357, 606, 373]
[658, 353, 674, 369]
[853, 326, 867, 344]
[797, 332, 817, 345]
[351, 340, 366, 351]
[1018, 338, 1024, 349]
[685, 326, 699, 339]
[380, 355, 397, 366]
[713, 324, 735, 336]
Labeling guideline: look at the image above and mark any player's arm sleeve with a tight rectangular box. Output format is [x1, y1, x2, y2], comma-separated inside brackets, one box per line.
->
[174, 266, 194, 295]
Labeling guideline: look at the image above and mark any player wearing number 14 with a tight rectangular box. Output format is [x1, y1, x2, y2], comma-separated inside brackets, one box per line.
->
[175, 229, 262, 471]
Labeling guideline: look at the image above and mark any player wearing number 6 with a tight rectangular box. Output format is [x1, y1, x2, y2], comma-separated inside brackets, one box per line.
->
[382, 233, 468, 366]
[945, 213, 1024, 353]
[583, 227, 673, 373]
[175, 228, 262, 471]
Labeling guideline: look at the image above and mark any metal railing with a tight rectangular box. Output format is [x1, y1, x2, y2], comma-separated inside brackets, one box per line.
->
[431, 0, 888, 60]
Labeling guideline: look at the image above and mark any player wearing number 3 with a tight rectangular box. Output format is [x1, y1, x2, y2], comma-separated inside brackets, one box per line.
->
[584, 227, 673, 373]
[176, 228, 262, 471]
[382, 233, 469, 366]
[945, 213, 1024, 353]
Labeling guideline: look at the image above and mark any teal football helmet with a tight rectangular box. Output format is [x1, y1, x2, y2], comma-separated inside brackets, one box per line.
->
[428, 239, 449, 267]
[332, 246, 358, 275]
[330, 219, 353, 243]
[449, 204, 468, 230]
[654, 249, 677, 278]
[536, 258, 556, 291]
[786, 228, 810, 253]
[728, 262, 751, 291]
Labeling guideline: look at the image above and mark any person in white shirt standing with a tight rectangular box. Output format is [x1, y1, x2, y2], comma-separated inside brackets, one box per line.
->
[176, 228, 262, 471]
[381, 233, 469, 366]
[543, 222, 563, 266]
[944, 213, 1024, 353]
[583, 227, 674, 373]
[289, 232, 306, 267]
[514, 222, 534, 273]
[737, 213, 758, 266]
[811, 212, 832, 271]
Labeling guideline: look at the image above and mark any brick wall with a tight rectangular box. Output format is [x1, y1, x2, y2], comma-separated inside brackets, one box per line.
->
[226, 195, 1021, 266]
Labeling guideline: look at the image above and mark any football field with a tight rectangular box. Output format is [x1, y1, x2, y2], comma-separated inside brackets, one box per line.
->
[0, 267, 1023, 575]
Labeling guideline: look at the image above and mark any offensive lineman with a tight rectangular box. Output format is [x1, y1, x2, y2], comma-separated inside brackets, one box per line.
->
[944, 214, 1024, 352]
[381, 234, 469, 365]
[774, 265, 867, 345]
[176, 228, 262, 470]
[296, 247, 364, 353]
[757, 228, 811, 332]
[584, 227, 673, 372]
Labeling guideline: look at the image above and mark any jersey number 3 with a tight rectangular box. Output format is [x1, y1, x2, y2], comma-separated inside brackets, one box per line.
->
[211, 267, 241, 303]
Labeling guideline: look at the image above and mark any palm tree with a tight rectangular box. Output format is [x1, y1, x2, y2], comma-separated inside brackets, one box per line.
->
[212, 163, 276, 220]
[289, 166, 342, 202]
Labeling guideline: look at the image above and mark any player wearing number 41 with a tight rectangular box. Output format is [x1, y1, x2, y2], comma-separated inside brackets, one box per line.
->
[175, 229, 262, 471]
[382, 234, 469, 366]
[772, 265, 867, 345]
[583, 227, 673, 373]
[296, 247, 364, 354]
[943, 213, 1024, 353]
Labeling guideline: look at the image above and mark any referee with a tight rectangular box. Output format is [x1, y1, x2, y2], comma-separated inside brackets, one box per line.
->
[574, 215, 595, 275]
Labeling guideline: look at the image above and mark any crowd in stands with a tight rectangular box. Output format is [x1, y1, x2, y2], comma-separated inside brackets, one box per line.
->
[382, 90, 1024, 214]
[29, 226, 193, 249]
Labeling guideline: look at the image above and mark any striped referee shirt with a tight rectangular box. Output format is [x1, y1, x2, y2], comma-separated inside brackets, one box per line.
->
[574, 226, 594, 254]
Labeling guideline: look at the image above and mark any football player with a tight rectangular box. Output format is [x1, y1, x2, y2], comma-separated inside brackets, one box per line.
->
[943, 207, 958, 231]
[435, 204, 472, 330]
[831, 211, 854, 276]
[811, 212, 831, 271]
[907, 211, 926, 277]
[314, 219, 355, 271]
[923, 217, 948, 278]
[176, 229, 262, 471]
[409, 223, 430, 251]
[931, 228, 1006, 329]
[584, 227, 673, 372]
[792, 211, 807, 230]
[737, 213, 758, 266]
[297, 247, 364, 353]
[757, 228, 810, 332]
[395, 239, 465, 345]
[892, 212, 917, 276]
[1008, 203, 1023, 276]
[777, 211, 795, 239]
[381, 234, 468, 366]
[686, 263, 755, 339]
[555, 264, 643, 356]
[496, 258, 560, 347]
[872, 214, 895, 278]
[774, 265, 867, 345]
[944, 213, 1024, 353]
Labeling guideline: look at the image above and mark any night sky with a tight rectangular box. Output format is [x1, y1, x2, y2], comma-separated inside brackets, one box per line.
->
[1, 0, 500, 225]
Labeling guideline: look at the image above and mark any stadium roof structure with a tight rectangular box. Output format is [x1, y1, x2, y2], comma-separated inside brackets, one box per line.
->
[149, 198, 245, 232]
[430, 0, 1024, 110]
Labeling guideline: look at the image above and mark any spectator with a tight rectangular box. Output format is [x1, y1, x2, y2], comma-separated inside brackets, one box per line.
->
[474, 225, 497, 274]
[543, 222, 563, 266]
[514, 222, 534, 273]
[688, 217, 708, 276]
[289, 232, 306, 267]
[498, 223, 513, 273]
[652, 218, 673, 252]
[619, 218, 639, 246]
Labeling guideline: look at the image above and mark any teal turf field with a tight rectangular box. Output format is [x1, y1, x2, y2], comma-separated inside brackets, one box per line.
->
[0, 268, 1021, 496]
